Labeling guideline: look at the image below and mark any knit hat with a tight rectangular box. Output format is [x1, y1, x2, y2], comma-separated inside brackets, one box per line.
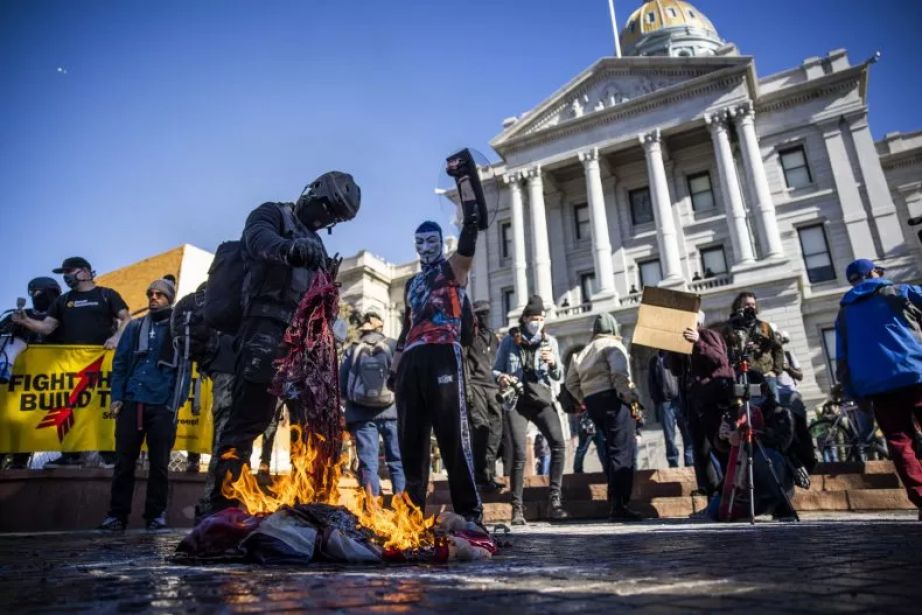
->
[147, 278, 176, 304]
[521, 295, 545, 318]
[592, 313, 620, 336]
[415, 220, 443, 237]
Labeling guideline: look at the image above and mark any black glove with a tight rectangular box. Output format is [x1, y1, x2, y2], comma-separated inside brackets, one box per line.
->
[286, 237, 324, 268]
[385, 371, 396, 392]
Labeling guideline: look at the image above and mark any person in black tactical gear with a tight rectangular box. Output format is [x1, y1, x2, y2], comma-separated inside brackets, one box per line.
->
[466, 299, 504, 491]
[0, 277, 63, 470]
[206, 171, 360, 514]
[391, 216, 483, 524]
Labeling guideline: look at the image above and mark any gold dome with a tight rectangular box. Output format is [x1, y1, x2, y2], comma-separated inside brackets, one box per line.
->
[620, 0, 720, 54]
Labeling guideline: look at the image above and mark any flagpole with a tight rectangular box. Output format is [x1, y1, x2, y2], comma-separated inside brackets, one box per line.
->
[609, 0, 622, 58]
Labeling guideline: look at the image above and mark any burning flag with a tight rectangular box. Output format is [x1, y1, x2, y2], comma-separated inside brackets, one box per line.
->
[178, 269, 496, 564]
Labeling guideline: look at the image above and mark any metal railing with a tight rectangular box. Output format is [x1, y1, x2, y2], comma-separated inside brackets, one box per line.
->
[687, 273, 732, 292]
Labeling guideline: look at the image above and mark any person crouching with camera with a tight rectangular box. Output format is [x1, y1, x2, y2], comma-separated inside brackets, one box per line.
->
[565, 313, 644, 521]
[493, 295, 568, 525]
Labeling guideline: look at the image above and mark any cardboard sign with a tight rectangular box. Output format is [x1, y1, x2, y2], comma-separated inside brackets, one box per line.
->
[632, 287, 701, 355]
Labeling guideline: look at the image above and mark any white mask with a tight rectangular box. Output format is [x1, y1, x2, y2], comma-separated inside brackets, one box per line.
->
[415, 231, 443, 266]
[525, 320, 541, 336]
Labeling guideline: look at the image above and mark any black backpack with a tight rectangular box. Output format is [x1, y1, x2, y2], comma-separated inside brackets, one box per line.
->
[204, 240, 246, 335]
[171, 287, 214, 365]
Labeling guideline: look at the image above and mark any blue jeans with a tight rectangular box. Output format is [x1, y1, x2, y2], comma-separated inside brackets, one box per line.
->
[574, 426, 607, 474]
[349, 419, 406, 496]
[658, 399, 694, 468]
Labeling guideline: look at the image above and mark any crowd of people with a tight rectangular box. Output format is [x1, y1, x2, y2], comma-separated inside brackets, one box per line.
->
[2, 166, 920, 528]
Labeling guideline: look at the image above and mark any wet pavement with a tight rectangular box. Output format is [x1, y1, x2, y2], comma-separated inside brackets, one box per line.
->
[1, 512, 920, 614]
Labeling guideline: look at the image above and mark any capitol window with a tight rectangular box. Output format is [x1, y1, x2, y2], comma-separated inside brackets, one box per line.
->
[797, 224, 836, 283]
[646, 12, 656, 24]
[700, 246, 727, 276]
[500, 221, 512, 260]
[638, 259, 663, 288]
[573, 203, 590, 240]
[687, 172, 715, 211]
[667, 7, 677, 18]
[579, 272, 596, 304]
[779, 146, 813, 189]
[501, 287, 515, 317]
[629, 187, 654, 226]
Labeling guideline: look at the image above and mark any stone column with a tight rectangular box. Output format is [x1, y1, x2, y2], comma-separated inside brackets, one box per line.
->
[504, 173, 529, 312]
[821, 120, 879, 260]
[847, 115, 905, 256]
[578, 148, 617, 301]
[732, 102, 784, 259]
[525, 166, 554, 310]
[639, 129, 683, 282]
[705, 110, 755, 266]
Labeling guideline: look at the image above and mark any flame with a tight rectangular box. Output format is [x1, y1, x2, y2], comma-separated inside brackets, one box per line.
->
[222, 425, 434, 551]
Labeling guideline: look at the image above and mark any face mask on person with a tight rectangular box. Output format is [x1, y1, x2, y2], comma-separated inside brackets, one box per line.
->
[31, 291, 56, 313]
[476, 312, 490, 328]
[525, 319, 542, 336]
[63, 272, 81, 289]
[415, 231, 443, 266]
[742, 306, 757, 322]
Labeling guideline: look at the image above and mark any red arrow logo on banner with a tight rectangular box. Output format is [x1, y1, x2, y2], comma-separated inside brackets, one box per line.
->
[36, 355, 106, 443]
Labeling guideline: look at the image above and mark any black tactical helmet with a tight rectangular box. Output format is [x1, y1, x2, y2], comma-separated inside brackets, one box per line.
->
[295, 171, 361, 231]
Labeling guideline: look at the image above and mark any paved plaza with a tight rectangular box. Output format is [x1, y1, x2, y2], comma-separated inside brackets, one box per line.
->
[1, 512, 919, 613]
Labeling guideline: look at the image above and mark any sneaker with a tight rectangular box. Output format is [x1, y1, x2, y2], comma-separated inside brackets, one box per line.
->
[98, 516, 126, 531]
[45, 453, 84, 468]
[548, 494, 569, 520]
[608, 506, 643, 522]
[146, 515, 168, 531]
[510, 506, 527, 526]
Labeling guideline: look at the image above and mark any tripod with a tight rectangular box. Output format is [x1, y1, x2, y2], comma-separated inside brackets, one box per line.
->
[726, 358, 800, 524]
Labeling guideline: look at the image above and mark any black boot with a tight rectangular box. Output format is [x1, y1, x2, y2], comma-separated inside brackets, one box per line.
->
[548, 492, 569, 520]
[510, 505, 527, 526]
[609, 504, 643, 522]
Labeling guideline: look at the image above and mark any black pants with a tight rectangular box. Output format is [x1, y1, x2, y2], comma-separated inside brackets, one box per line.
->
[209, 317, 287, 510]
[468, 383, 503, 484]
[584, 390, 635, 509]
[108, 403, 177, 522]
[397, 344, 482, 522]
[687, 396, 726, 496]
[507, 398, 565, 509]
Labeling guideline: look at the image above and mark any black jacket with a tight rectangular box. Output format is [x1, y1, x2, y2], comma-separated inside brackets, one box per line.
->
[241, 202, 327, 323]
[466, 320, 498, 390]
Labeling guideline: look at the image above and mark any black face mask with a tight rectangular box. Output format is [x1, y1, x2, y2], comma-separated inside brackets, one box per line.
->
[476, 312, 490, 328]
[295, 197, 336, 231]
[742, 306, 757, 322]
[31, 291, 57, 313]
[63, 273, 80, 289]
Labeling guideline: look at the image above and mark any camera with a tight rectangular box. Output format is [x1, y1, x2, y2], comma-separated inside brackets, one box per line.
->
[496, 376, 524, 409]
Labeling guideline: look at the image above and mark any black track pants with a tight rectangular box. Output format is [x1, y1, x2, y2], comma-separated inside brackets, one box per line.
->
[397, 344, 482, 522]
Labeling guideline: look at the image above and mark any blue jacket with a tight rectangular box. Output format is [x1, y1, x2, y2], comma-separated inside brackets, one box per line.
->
[836, 278, 922, 397]
[493, 330, 562, 389]
[111, 315, 178, 407]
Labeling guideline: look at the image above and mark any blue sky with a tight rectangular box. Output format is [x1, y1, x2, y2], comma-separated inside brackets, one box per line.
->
[2, 0, 920, 307]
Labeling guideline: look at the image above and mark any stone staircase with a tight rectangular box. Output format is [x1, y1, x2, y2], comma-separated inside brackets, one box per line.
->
[423, 461, 914, 523]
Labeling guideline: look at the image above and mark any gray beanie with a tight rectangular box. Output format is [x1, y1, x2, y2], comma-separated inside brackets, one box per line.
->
[147, 278, 176, 304]
[592, 313, 620, 336]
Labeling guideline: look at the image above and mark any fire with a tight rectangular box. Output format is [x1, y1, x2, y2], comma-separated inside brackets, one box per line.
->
[222, 425, 434, 551]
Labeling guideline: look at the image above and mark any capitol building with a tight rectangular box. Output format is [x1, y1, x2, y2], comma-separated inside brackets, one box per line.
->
[343, 0, 922, 405]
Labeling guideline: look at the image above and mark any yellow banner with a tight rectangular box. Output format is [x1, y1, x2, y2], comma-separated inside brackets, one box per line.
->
[0, 345, 213, 454]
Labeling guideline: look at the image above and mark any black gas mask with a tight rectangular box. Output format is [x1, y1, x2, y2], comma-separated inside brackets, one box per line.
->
[294, 171, 361, 231]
